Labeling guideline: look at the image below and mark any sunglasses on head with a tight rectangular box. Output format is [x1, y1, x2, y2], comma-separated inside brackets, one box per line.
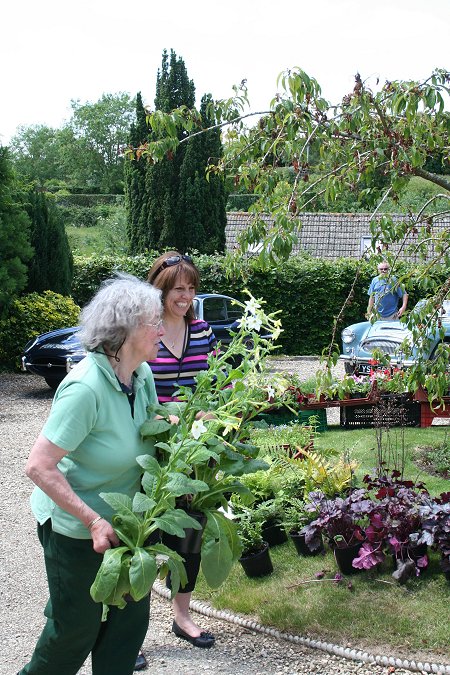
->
[151, 255, 193, 281]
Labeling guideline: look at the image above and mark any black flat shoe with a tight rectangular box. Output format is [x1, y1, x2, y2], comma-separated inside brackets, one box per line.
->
[134, 650, 148, 671]
[172, 621, 215, 648]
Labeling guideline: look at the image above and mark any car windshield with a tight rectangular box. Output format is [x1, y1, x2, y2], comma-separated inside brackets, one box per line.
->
[414, 299, 450, 317]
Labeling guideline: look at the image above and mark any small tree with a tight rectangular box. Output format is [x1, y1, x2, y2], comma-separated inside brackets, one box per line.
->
[128, 67, 450, 397]
[25, 189, 73, 296]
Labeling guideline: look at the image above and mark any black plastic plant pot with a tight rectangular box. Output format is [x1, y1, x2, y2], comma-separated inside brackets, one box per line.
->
[392, 542, 428, 567]
[262, 521, 288, 547]
[333, 542, 363, 575]
[290, 532, 324, 557]
[162, 511, 207, 555]
[239, 542, 274, 578]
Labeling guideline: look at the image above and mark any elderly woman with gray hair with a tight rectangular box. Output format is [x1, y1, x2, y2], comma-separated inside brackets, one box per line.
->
[19, 274, 165, 675]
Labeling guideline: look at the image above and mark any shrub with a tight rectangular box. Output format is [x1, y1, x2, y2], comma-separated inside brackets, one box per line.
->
[72, 253, 156, 306]
[0, 291, 80, 368]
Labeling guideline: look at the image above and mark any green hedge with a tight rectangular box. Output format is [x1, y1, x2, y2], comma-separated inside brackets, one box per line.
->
[2, 254, 447, 370]
[72, 253, 433, 356]
[0, 291, 80, 369]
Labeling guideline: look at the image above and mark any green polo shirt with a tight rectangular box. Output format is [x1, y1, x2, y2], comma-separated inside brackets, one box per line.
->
[30, 352, 158, 539]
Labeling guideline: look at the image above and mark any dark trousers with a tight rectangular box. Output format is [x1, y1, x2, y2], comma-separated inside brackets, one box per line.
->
[166, 551, 200, 593]
[19, 520, 150, 675]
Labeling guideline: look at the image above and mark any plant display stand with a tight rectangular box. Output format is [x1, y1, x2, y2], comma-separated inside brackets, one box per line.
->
[340, 401, 421, 429]
[256, 408, 327, 432]
[419, 399, 450, 427]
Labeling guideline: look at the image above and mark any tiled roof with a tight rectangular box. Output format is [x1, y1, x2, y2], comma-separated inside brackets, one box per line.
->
[225, 212, 450, 260]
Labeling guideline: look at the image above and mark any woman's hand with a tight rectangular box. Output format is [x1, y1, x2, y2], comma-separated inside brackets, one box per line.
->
[26, 434, 118, 550]
[90, 518, 120, 553]
[195, 410, 216, 421]
[155, 413, 180, 425]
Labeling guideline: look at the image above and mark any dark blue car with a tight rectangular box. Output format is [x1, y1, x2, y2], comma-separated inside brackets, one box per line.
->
[22, 293, 248, 389]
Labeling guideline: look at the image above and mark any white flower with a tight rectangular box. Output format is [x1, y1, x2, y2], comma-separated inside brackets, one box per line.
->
[191, 419, 207, 440]
[267, 385, 275, 399]
[271, 321, 282, 341]
[246, 314, 262, 331]
[244, 298, 261, 315]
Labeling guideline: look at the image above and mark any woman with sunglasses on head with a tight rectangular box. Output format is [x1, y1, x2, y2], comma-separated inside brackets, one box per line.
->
[134, 252, 216, 670]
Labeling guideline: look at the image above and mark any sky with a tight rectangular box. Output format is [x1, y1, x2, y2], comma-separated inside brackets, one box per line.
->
[1, 0, 449, 145]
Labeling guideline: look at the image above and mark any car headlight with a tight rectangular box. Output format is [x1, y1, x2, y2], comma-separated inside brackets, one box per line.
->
[342, 328, 356, 344]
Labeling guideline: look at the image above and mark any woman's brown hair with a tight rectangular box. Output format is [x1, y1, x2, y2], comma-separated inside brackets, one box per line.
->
[147, 251, 200, 322]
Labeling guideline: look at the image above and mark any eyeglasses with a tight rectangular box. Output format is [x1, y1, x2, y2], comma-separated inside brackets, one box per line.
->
[151, 255, 193, 281]
[378, 267, 390, 272]
[144, 319, 164, 330]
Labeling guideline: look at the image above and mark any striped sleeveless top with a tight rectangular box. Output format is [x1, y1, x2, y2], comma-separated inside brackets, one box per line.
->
[148, 319, 217, 403]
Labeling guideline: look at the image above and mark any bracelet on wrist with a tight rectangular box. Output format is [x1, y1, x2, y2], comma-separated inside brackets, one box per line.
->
[87, 516, 102, 530]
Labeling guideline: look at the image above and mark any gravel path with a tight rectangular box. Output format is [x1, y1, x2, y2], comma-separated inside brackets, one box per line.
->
[1, 367, 448, 675]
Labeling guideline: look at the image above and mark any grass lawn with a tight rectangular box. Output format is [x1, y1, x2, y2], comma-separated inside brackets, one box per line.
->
[194, 425, 450, 662]
[315, 425, 449, 496]
[66, 224, 105, 255]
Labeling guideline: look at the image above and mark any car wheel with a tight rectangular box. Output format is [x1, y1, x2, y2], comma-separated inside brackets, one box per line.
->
[44, 377, 61, 390]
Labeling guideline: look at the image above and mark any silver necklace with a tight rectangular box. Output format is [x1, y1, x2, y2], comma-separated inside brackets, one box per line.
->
[165, 320, 185, 349]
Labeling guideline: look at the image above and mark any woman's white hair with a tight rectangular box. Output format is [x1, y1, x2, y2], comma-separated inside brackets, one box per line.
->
[78, 273, 162, 352]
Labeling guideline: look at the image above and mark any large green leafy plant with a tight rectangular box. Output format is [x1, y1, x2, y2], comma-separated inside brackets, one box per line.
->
[91, 293, 282, 612]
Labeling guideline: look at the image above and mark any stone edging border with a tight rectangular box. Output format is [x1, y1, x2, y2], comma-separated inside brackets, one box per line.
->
[152, 581, 450, 674]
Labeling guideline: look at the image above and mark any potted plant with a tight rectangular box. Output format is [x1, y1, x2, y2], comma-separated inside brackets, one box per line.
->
[348, 374, 371, 399]
[303, 489, 373, 574]
[250, 421, 315, 459]
[90, 293, 282, 610]
[419, 492, 450, 580]
[253, 498, 288, 547]
[282, 497, 323, 555]
[362, 470, 430, 582]
[236, 510, 274, 578]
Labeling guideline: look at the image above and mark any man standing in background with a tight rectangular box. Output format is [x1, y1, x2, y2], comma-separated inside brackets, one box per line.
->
[366, 262, 408, 320]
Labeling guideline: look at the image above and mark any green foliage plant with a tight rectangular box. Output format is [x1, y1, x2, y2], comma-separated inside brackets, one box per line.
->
[249, 421, 314, 456]
[234, 510, 265, 556]
[0, 146, 33, 313]
[91, 293, 282, 609]
[282, 497, 320, 536]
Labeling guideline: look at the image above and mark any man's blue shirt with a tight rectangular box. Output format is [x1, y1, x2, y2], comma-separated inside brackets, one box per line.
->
[368, 275, 404, 317]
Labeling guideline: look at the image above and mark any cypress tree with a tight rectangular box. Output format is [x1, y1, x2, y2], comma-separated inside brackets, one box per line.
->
[124, 92, 149, 253]
[126, 50, 227, 253]
[146, 50, 195, 250]
[25, 189, 73, 295]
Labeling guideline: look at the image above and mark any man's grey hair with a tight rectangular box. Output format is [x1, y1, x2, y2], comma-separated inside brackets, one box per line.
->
[78, 273, 162, 352]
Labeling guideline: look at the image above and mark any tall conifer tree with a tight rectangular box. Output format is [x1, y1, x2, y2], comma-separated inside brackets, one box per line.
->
[124, 92, 150, 253]
[126, 50, 227, 253]
[25, 190, 73, 295]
